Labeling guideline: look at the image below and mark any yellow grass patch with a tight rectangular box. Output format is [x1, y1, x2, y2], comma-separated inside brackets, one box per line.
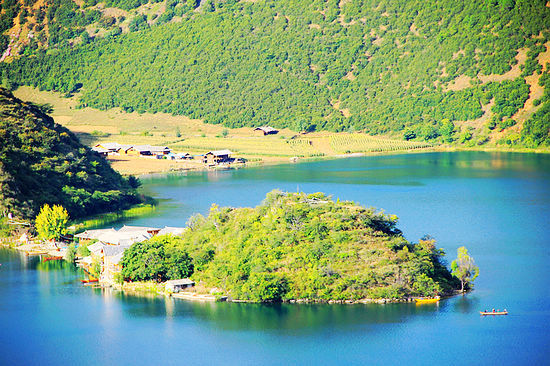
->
[478, 48, 527, 83]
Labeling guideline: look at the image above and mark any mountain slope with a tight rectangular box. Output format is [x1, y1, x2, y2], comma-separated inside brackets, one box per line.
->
[2, 0, 550, 147]
[0, 87, 141, 220]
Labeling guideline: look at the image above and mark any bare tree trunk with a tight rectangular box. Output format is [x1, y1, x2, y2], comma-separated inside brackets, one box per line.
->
[460, 280, 465, 293]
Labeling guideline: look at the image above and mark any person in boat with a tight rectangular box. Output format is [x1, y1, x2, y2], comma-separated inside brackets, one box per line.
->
[492, 308, 495, 312]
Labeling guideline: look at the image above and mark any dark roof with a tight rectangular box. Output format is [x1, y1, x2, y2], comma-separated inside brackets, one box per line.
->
[254, 126, 279, 133]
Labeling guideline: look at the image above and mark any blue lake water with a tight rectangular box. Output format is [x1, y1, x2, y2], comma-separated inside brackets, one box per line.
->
[1, 151, 549, 364]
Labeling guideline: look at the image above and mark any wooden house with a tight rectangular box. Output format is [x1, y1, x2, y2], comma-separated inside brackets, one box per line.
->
[126, 145, 153, 156]
[118, 145, 133, 154]
[149, 146, 171, 155]
[254, 126, 279, 136]
[168, 152, 193, 160]
[165, 279, 195, 293]
[203, 149, 233, 165]
[75, 228, 117, 242]
[118, 225, 161, 236]
[92, 146, 109, 157]
[127, 145, 171, 156]
[93, 143, 124, 155]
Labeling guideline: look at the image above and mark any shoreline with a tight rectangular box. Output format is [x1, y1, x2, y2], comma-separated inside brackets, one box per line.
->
[0, 245, 461, 305]
[121, 146, 550, 178]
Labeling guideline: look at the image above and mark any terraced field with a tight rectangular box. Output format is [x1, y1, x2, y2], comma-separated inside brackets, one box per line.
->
[329, 134, 433, 154]
[172, 136, 323, 158]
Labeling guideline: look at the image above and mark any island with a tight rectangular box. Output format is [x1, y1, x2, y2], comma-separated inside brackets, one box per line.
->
[112, 190, 463, 303]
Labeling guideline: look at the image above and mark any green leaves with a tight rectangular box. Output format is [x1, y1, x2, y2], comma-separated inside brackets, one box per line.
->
[35, 203, 69, 241]
[451, 246, 479, 292]
[121, 235, 194, 282]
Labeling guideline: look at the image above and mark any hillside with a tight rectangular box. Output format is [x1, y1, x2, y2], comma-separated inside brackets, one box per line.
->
[137, 191, 460, 302]
[1, 0, 550, 148]
[0, 87, 141, 220]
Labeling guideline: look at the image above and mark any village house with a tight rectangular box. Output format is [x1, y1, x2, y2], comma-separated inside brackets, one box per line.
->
[165, 279, 195, 293]
[150, 146, 171, 155]
[87, 241, 106, 256]
[126, 145, 171, 157]
[166, 152, 193, 160]
[118, 225, 161, 236]
[126, 145, 152, 156]
[95, 230, 152, 246]
[101, 245, 132, 283]
[93, 143, 134, 156]
[254, 126, 279, 136]
[203, 149, 233, 165]
[75, 228, 117, 243]
[91, 146, 109, 157]
[74, 225, 187, 285]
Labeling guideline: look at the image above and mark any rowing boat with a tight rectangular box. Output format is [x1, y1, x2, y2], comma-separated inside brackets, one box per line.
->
[43, 256, 63, 262]
[81, 278, 99, 283]
[480, 311, 508, 316]
[415, 296, 440, 304]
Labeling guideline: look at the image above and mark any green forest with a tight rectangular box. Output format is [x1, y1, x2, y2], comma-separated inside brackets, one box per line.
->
[2, 0, 550, 147]
[0, 87, 141, 220]
[121, 191, 461, 302]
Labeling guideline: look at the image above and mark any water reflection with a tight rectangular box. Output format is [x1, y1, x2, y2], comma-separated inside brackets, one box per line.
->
[124, 300, 445, 334]
[453, 294, 481, 314]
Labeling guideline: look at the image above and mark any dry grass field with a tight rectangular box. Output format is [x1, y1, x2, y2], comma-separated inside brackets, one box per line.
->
[14, 86, 434, 175]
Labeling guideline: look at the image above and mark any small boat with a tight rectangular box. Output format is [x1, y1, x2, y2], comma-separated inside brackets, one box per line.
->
[480, 310, 508, 316]
[43, 256, 63, 262]
[80, 278, 99, 283]
[26, 251, 48, 256]
[415, 296, 440, 304]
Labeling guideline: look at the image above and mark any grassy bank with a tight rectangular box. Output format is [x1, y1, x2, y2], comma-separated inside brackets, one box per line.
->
[70, 203, 157, 233]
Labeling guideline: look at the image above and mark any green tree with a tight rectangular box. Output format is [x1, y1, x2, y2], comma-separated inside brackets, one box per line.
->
[121, 235, 194, 282]
[451, 246, 479, 293]
[242, 272, 289, 302]
[35, 204, 69, 241]
[65, 243, 77, 263]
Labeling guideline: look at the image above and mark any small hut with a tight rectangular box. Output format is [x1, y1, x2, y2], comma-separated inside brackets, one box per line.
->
[165, 279, 195, 293]
[203, 150, 233, 165]
[254, 126, 279, 136]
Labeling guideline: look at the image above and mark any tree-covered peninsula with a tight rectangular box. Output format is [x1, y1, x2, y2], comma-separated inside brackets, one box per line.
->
[0, 87, 141, 220]
[122, 191, 461, 302]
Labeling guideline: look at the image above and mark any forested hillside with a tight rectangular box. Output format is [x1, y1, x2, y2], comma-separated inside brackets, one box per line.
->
[0, 87, 141, 220]
[122, 191, 460, 302]
[2, 0, 550, 147]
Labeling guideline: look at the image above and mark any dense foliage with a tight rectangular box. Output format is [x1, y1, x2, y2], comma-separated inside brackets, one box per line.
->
[2, 0, 549, 147]
[140, 191, 459, 302]
[520, 68, 550, 147]
[121, 235, 194, 282]
[0, 88, 141, 219]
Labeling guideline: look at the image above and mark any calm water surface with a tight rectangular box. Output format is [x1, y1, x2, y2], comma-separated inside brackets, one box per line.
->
[1, 152, 549, 364]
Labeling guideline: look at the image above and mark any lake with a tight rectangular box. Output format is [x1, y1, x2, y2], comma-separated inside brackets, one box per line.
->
[1, 151, 549, 365]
